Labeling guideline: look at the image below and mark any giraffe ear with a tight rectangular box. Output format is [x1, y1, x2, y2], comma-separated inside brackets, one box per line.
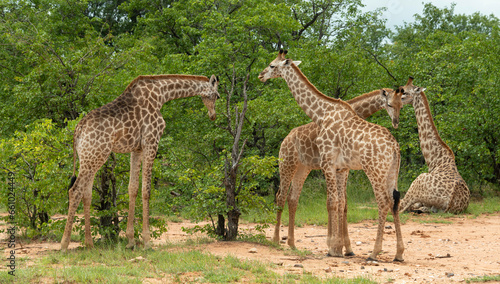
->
[381, 89, 387, 97]
[209, 74, 218, 86]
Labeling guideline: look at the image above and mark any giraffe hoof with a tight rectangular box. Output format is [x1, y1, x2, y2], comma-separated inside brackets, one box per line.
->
[326, 252, 344, 258]
[345, 252, 355, 257]
[393, 258, 404, 262]
[366, 257, 378, 262]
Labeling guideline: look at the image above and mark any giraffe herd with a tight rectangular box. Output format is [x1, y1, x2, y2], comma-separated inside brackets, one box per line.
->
[61, 50, 470, 262]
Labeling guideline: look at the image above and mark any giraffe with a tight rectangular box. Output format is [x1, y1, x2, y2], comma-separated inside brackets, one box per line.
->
[259, 50, 404, 261]
[275, 87, 412, 251]
[60, 74, 220, 251]
[399, 77, 470, 213]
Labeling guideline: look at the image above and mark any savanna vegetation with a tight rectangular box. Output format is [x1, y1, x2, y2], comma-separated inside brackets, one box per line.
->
[1, 0, 499, 248]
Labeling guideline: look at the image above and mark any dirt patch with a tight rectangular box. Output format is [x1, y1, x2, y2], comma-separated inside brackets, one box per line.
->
[2, 213, 500, 283]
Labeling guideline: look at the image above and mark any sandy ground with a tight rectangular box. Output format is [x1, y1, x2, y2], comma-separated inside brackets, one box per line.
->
[2, 213, 500, 283]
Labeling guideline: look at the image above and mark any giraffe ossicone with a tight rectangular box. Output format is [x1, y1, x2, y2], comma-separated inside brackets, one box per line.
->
[60, 74, 220, 251]
[260, 50, 404, 261]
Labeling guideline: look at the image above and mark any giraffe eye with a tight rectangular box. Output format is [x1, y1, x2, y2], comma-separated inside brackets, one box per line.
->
[270, 65, 275, 69]
[388, 104, 393, 108]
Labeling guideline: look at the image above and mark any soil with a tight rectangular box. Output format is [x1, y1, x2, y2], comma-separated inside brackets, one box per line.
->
[2, 213, 500, 283]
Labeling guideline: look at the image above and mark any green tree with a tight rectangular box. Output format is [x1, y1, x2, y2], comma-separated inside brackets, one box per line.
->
[0, 0, 150, 135]
[0, 119, 74, 236]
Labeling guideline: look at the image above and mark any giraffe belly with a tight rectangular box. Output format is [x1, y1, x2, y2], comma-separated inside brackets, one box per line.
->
[335, 153, 362, 170]
[111, 137, 141, 153]
[111, 128, 142, 153]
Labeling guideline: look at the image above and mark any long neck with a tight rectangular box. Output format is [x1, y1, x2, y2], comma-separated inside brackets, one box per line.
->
[347, 90, 386, 119]
[412, 92, 455, 171]
[125, 75, 209, 110]
[281, 64, 355, 126]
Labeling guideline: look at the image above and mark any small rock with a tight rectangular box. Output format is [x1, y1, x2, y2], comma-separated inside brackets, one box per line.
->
[280, 240, 286, 244]
[281, 236, 288, 240]
[356, 241, 362, 246]
[325, 267, 332, 273]
[248, 248, 258, 253]
[360, 266, 365, 269]
[129, 256, 146, 262]
[342, 261, 349, 265]
[446, 272, 454, 277]
[385, 225, 392, 229]
[294, 264, 303, 268]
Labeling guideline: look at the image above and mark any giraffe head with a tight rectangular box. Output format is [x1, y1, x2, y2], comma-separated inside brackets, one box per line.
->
[399, 77, 426, 105]
[258, 50, 301, 82]
[381, 88, 406, 129]
[200, 75, 220, 121]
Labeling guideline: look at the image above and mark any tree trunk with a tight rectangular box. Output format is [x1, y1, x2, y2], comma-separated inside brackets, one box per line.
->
[224, 160, 241, 240]
[216, 214, 225, 236]
[217, 70, 251, 241]
[97, 154, 119, 242]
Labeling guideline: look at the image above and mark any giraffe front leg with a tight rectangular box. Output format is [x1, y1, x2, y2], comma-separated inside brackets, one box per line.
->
[140, 144, 158, 250]
[126, 151, 142, 249]
[324, 166, 343, 257]
[337, 169, 354, 256]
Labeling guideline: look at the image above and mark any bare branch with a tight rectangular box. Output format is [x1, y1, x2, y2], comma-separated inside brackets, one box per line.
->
[360, 46, 398, 83]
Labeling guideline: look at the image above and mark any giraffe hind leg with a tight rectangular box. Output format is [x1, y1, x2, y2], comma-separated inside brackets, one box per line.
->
[61, 169, 99, 251]
[126, 151, 142, 249]
[286, 164, 311, 248]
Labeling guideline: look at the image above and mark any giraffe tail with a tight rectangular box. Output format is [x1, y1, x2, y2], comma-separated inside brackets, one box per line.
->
[393, 190, 400, 212]
[68, 121, 82, 191]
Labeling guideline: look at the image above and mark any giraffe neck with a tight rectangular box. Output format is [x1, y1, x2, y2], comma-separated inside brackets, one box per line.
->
[412, 91, 455, 171]
[123, 75, 210, 109]
[347, 90, 387, 119]
[281, 64, 355, 126]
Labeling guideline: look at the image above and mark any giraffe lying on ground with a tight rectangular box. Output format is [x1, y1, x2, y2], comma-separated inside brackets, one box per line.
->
[260, 50, 404, 261]
[399, 77, 470, 213]
[274, 87, 412, 251]
[61, 74, 220, 251]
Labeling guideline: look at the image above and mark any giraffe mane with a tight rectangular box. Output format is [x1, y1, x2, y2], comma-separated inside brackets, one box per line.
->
[124, 74, 209, 91]
[419, 91, 455, 158]
[289, 64, 357, 114]
[347, 88, 393, 104]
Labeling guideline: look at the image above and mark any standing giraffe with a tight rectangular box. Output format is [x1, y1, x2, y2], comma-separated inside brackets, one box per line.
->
[399, 77, 470, 213]
[61, 74, 220, 251]
[275, 87, 412, 252]
[259, 50, 404, 261]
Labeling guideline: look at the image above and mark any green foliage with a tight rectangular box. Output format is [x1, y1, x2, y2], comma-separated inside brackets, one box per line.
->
[466, 274, 500, 283]
[388, 3, 500, 188]
[0, 119, 75, 236]
[0, 0, 153, 135]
